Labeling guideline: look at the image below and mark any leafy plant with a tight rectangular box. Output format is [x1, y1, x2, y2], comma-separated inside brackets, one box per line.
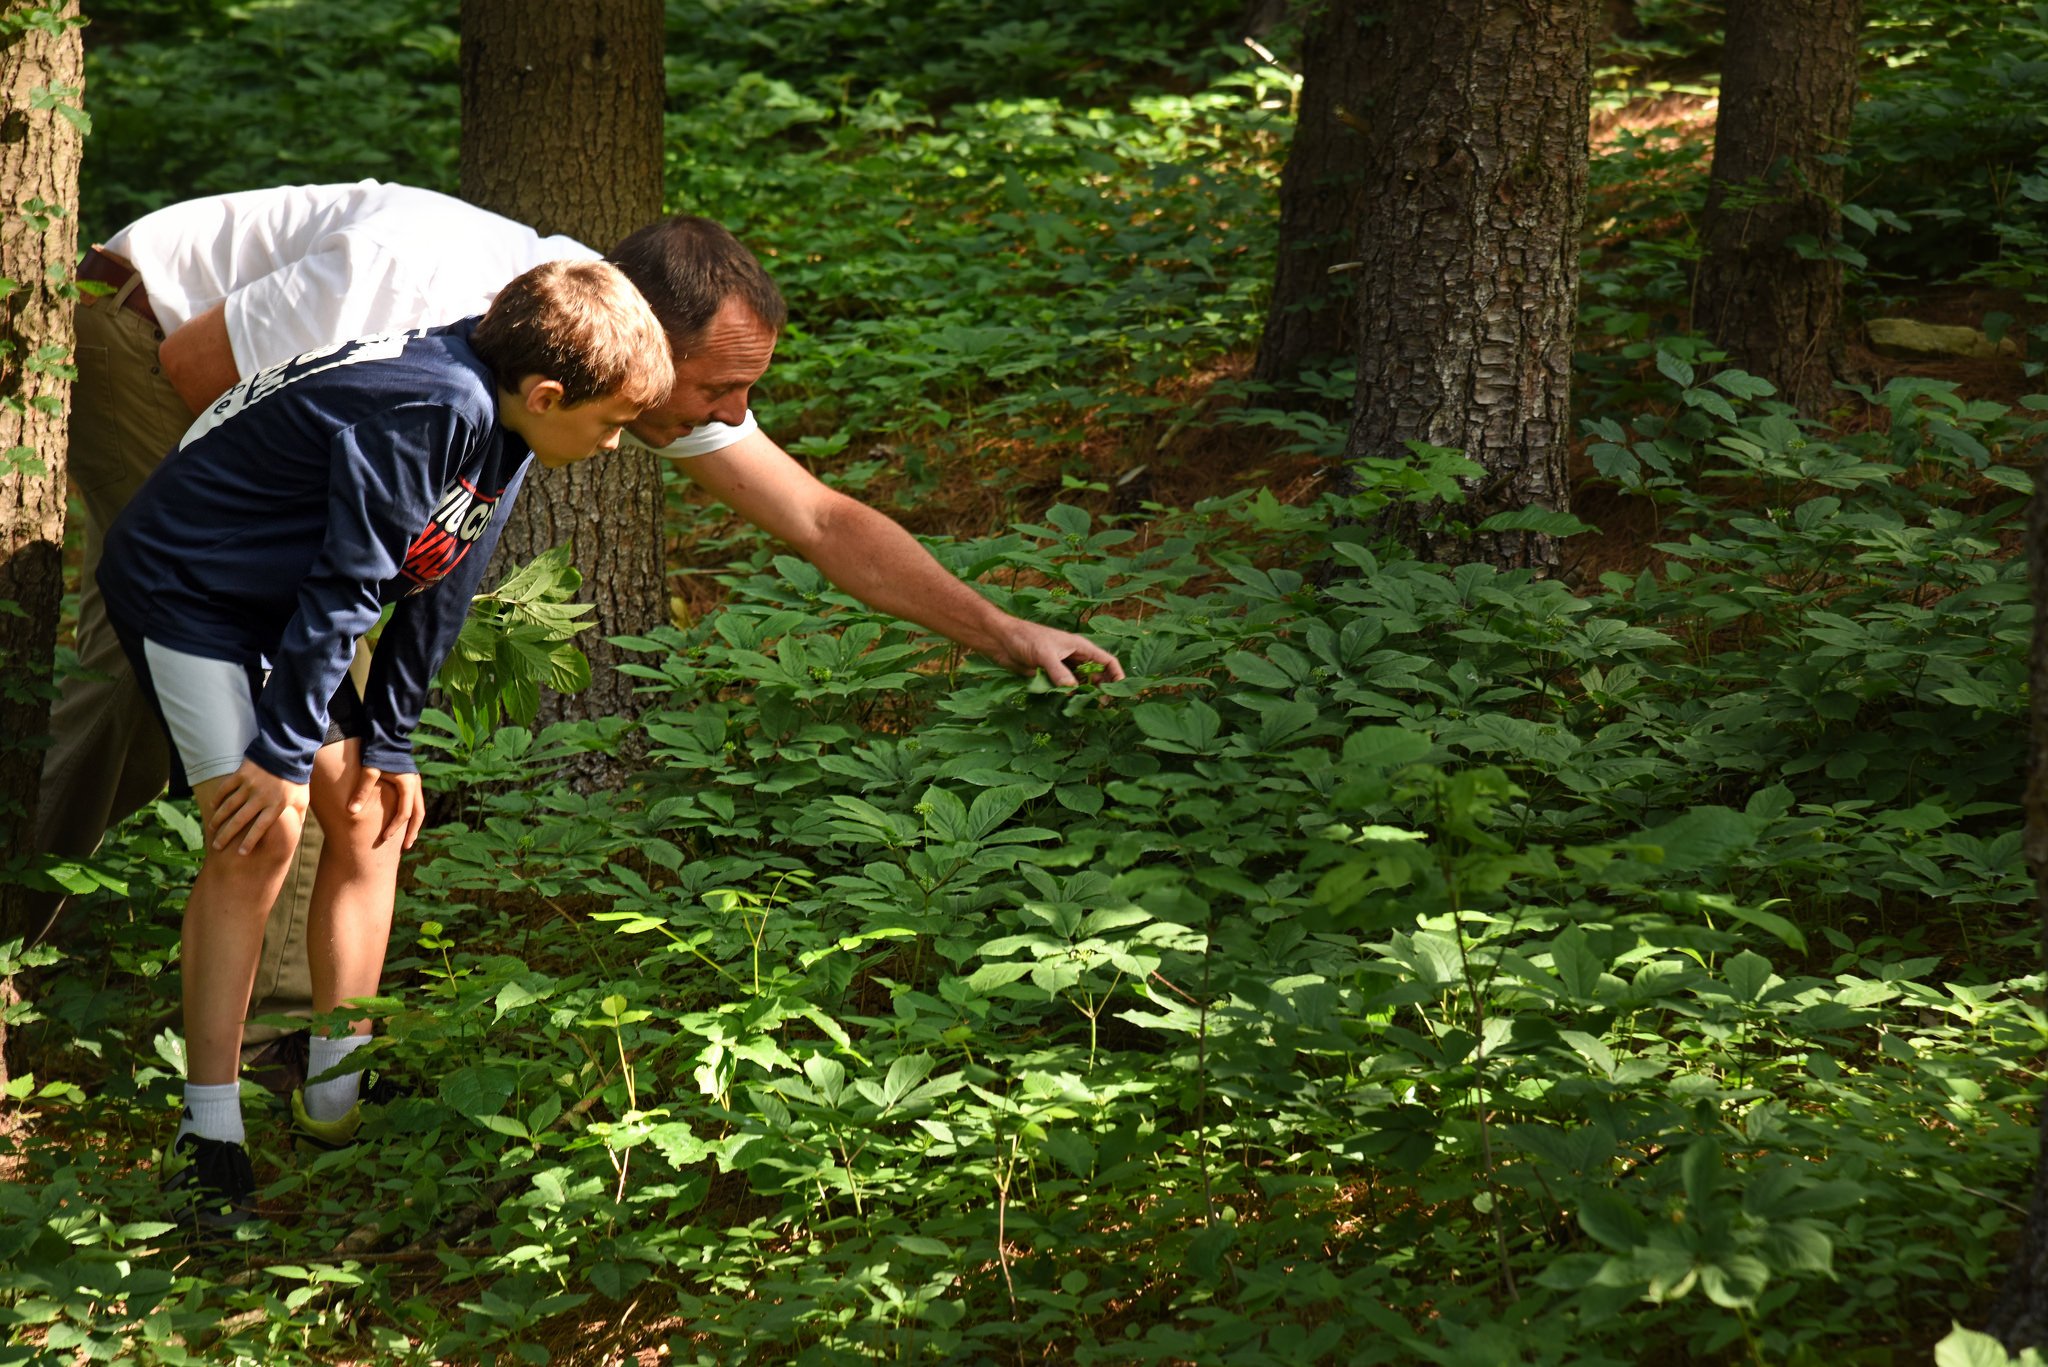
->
[425, 544, 597, 754]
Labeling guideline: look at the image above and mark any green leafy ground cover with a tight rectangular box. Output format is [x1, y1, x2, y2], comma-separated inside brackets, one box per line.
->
[9, 1, 2048, 1363]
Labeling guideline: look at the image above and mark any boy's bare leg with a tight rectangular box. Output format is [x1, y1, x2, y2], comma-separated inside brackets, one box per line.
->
[303, 739, 406, 1032]
[181, 779, 304, 1086]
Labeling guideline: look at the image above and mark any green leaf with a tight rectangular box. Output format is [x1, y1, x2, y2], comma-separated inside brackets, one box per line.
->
[1680, 1137, 1720, 1208]
[1473, 508, 1596, 537]
[1936, 1327, 2035, 1367]
[965, 785, 1032, 839]
[1637, 806, 1759, 871]
[441, 1063, 518, 1118]
[1723, 950, 1773, 1004]
[1698, 1254, 1769, 1309]
[1721, 900, 1807, 953]
[547, 643, 591, 694]
[1042, 1128, 1096, 1178]
[1343, 725, 1432, 769]
[1222, 651, 1294, 690]
[1577, 1190, 1648, 1252]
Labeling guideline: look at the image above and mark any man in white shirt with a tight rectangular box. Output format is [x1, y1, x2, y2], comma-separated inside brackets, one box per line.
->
[59, 181, 1122, 1060]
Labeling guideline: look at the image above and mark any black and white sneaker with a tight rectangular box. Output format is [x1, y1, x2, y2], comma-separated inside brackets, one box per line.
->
[162, 1131, 257, 1228]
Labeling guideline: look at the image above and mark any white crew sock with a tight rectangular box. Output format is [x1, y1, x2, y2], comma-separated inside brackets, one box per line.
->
[304, 1034, 372, 1122]
[176, 1081, 245, 1144]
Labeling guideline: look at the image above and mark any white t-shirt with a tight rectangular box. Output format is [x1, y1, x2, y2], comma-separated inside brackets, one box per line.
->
[105, 179, 755, 460]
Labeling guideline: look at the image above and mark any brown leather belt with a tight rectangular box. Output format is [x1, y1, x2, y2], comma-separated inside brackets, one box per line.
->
[78, 246, 161, 329]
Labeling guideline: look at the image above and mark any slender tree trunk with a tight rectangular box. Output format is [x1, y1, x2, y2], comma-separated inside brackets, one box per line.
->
[1341, 0, 1591, 572]
[1252, 0, 1375, 388]
[1987, 476, 2048, 1349]
[0, 0, 83, 1074]
[459, 0, 666, 729]
[1692, 0, 1862, 418]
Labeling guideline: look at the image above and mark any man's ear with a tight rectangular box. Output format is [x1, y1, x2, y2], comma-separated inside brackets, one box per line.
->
[519, 375, 567, 415]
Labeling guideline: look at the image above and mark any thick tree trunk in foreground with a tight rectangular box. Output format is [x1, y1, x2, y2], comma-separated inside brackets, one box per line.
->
[459, 0, 666, 727]
[1342, 0, 1591, 571]
[1253, 0, 1376, 388]
[0, 0, 83, 1068]
[1692, 0, 1862, 418]
[1986, 477, 2048, 1349]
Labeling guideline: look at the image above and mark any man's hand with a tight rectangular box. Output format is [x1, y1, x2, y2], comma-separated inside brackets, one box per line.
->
[988, 618, 1126, 687]
[205, 759, 309, 855]
[347, 766, 426, 850]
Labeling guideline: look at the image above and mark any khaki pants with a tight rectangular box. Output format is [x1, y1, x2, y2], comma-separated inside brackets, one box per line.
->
[47, 293, 320, 1041]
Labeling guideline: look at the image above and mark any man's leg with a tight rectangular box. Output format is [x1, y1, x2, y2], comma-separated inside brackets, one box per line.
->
[35, 297, 186, 862]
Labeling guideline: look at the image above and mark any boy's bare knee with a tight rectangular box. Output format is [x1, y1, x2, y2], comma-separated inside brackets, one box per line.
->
[197, 835, 297, 899]
[307, 766, 390, 852]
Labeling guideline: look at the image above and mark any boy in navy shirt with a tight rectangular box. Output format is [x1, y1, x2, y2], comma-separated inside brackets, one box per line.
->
[99, 260, 671, 1224]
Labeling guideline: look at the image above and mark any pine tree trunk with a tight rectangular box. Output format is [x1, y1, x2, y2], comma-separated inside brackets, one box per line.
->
[0, 0, 83, 1066]
[459, 0, 666, 730]
[1252, 0, 1375, 388]
[1986, 475, 2048, 1350]
[1692, 0, 1862, 418]
[1341, 0, 1591, 572]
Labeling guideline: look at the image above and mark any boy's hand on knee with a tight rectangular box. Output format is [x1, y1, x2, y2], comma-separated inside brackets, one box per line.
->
[348, 766, 426, 850]
[208, 760, 308, 855]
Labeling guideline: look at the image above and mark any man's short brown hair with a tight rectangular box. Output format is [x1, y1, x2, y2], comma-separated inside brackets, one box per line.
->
[607, 216, 788, 349]
[471, 259, 673, 408]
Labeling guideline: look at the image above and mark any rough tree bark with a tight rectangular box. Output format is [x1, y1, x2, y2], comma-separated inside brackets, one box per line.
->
[459, 0, 666, 727]
[1987, 476, 2048, 1349]
[0, 0, 82, 1067]
[1341, 0, 1592, 572]
[1692, 0, 1863, 418]
[1252, 0, 1375, 388]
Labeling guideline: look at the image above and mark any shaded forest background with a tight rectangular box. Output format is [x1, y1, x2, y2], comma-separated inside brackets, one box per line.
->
[2, 0, 2048, 1364]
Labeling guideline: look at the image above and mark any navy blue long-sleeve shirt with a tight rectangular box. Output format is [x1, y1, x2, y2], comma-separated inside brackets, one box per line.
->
[97, 318, 532, 783]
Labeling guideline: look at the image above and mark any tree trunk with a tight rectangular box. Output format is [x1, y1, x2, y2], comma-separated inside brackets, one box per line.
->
[459, 0, 666, 730]
[1252, 1, 1376, 389]
[1986, 475, 2048, 1350]
[0, 0, 83, 1061]
[1340, 0, 1592, 571]
[1692, 0, 1862, 418]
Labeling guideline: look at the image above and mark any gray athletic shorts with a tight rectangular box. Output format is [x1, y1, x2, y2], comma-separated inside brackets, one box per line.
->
[114, 628, 365, 797]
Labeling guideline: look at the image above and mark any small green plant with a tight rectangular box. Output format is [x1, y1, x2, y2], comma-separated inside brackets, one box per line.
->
[430, 543, 597, 751]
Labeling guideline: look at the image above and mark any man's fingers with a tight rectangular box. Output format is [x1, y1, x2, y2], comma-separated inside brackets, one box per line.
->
[1039, 654, 1081, 687]
[1069, 640, 1126, 682]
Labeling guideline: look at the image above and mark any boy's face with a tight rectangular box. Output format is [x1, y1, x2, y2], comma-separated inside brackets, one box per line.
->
[625, 297, 778, 449]
[514, 380, 646, 469]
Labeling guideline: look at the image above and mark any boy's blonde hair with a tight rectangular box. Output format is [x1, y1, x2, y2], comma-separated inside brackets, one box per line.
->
[471, 259, 673, 409]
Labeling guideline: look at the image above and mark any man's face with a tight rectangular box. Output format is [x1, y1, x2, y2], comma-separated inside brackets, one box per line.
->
[626, 296, 779, 448]
[527, 390, 647, 470]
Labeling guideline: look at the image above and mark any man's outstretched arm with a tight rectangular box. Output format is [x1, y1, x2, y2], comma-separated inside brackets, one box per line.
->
[680, 433, 1124, 685]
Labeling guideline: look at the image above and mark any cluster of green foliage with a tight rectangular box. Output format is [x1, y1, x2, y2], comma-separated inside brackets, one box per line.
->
[76, 0, 1249, 236]
[6, 365, 2043, 1364]
[1579, 0, 2048, 389]
[79, 0, 459, 230]
[9, 0, 2048, 1363]
[671, 75, 1286, 460]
